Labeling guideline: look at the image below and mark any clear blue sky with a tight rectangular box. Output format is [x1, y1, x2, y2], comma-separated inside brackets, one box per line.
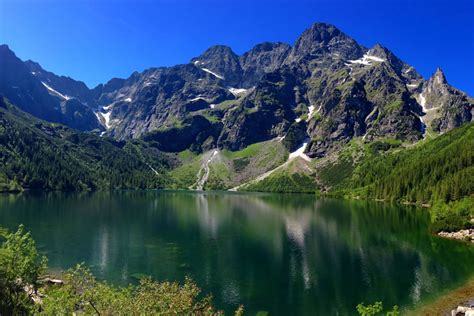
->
[1, 0, 473, 95]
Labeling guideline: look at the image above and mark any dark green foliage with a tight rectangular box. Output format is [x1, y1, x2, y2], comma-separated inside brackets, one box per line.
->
[335, 123, 474, 231]
[356, 301, 399, 316]
[42, 265, 227, 315]
[0, 225, 47, 315]
[0, 98, 170, 192]
[0, 225, 236, 315]
[282, 121, 308, 152]
[349, 123, 473, 204]
[430, 196, 474, 232]
[319, 158, 354, 189]
[368, 139, 402, 153]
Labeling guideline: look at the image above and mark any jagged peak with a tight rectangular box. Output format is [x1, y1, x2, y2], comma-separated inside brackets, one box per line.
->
[247, 42, 290, 53]
[367, 44, 389, 58]
[0, 44, 17, 58]
[297, 22, 343, 44]
[430, 67, 447, 85]
[287, 22, 364, 61]
[24, 59, 44, 73]
[191, 45, 238, 62]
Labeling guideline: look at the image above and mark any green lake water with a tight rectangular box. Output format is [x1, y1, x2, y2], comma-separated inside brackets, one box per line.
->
[0, 191, 473, 315]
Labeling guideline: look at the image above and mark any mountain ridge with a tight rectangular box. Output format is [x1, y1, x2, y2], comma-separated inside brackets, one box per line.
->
[0, 23, 472, 157]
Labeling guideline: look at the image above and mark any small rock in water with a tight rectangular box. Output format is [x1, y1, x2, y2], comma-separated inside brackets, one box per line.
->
[438, 229, 474, 243]
[451, 303, 474, 315]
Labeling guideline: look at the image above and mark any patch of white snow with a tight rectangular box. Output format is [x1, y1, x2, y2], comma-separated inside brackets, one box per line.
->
[418, 93, 427, 110]
[103, 104, 113, 111]
[201, 68, 224, 80]
[228, 87, 248, 96]
[102, 111, 112, 129]
[307, 105, 315, 121]
[347, 54, 385, 66]
[41, 82, 70, 101]
[289, 141, 311, 162]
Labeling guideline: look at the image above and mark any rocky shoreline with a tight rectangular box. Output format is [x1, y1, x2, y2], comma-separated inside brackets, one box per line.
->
[438, 229, 474, 243]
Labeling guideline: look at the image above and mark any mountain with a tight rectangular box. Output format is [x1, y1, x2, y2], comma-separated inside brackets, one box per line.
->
[0, 22, 473, 193]
[0, 45, 101, 131]
[418, 67, 473, 133]
[0, 21, 472, 239]
[1, 23, 472, 157]
[0, 97, 169, 192]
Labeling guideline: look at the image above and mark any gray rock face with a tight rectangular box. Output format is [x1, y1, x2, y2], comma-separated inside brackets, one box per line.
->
[420, 68, 473, 132]
[239, 42, 291, 88]
[190, 45, 242, 86]
[25, 60, 98, 108]
[0, 45, 101, 131]
[285, 22, 365, 64]
[1, 22, 472, 155]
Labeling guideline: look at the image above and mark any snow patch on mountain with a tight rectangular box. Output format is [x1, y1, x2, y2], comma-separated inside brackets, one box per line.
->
[41, 82, 70, 101]
[228, 87, 247, 96]
[307, 105, 315, 118]
[418, 93, 426, 108]
[289, 140, 311, 161]
[347, 54, 385, 66]
[201, 68, 224, 80]
[190, 96, 206, 102]
[103, 104, 113, 111]
[102, 111, 112, 129]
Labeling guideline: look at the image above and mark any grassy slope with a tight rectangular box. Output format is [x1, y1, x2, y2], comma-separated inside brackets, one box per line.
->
[0, 98, 170, 192]
[240, 158, 319, 193]
[169, 139, 288, 190]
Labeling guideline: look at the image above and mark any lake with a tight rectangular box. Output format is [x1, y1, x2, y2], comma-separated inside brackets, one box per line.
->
[0, 191, 473, 315]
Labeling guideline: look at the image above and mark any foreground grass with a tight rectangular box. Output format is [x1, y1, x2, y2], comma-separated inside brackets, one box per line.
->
[405, 277, 474, 315]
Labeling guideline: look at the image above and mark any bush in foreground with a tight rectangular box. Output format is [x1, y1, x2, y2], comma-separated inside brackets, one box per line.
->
[0, 225, 47, 315]
[0, 225, 242, 315]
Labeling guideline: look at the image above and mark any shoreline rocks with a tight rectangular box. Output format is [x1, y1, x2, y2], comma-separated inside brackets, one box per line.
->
[438, 229, 474, 243]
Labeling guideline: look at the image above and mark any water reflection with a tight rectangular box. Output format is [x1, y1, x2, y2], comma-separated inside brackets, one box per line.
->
[0, 191, 473, 315]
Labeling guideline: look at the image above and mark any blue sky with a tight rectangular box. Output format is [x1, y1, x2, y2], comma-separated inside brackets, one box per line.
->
[1, 0, 473, 95]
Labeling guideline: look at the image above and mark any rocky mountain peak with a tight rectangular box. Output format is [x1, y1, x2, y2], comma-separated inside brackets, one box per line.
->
[363, 43, 408, 76]
[191, 45, 239, 65]
[430, 67, 448, 85]
[424, 67, 449, 95]
[24, 60, 43, 72]
[366, 44, 389, 59]
[248, 42, 290, 53]
[419, 67, 472, 133]
[301, 22, 342, 43]
[191, 45, 242, 86]
[287, 22, 364, 63]
[239, 42, 291, 87]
